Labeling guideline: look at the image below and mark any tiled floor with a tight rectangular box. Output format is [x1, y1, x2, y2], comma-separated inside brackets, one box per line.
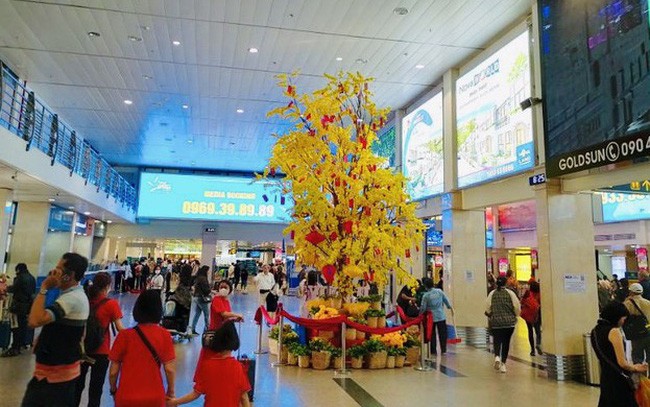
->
[1, 286, 600, 406]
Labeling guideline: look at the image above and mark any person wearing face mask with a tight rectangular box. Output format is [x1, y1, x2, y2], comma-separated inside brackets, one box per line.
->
[147, 265, 165, 294]
[209, 281, 243, 331]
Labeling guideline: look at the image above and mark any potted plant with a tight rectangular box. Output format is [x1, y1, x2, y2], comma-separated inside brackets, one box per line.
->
[326, 293, 343, 310]
[404, 332, 420, 365]
[386, 347, 400, 368]
[348, 345, 367, 369]
[330, 346, 343, 369]
[364, 339, 387, 369]
[394, 346, 407, 368]
[356, 296, 371, 304]
[268, 324, 298, 358]
[352, 317, 367, 340]
[293, 344, 311, 368]
[287, 342, 302, 366]
[368, 294, 382, 310]
[364, 309, 383, 329]
[376, 309, 387, 328]
[309, 338, 332, 370]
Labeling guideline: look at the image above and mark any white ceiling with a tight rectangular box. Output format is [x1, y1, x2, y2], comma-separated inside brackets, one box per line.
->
[0, 0, 532, 172]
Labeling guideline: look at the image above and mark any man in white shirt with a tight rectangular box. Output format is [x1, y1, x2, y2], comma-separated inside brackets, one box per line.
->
[254, 264, 277, 306]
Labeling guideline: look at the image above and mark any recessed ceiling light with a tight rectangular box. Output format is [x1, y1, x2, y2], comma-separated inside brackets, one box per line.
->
[236, 108, 244, 114]
[87, 31, 100, 38]
[128, 35, 143, 42]
[48, 198, 56, 202]
[68, 206, 74, 210]
[123, 99, 133, 105]
[415, 64, 425, 69]
[182, 104, 189, 109]
[172, 40, 181, 46]
[187, 139, 193, 144]
[143, 74, 153, 80]
[141, 25, 151, 31]
[248, 47, 259, 53]
[191, 161, 196, 166]
[106, 220, 113, 224]
[336, 57, 343, 61]
[393, 7, 409, 15]
[83, 211, 91, 216]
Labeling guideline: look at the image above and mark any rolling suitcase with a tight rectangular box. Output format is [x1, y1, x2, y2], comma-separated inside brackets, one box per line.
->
[236, 322, 255, 401]
[0, 320, 11, 350]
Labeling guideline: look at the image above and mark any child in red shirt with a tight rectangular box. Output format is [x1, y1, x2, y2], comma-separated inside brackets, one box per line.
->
[168, 321, 250, 407]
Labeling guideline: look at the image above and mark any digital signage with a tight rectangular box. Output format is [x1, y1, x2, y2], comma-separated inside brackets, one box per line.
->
[598, 192, 650, 223]
[456, 31, 534, 188]
[137, 173, 291, 223]
[540, 0, 650, 176]
[401, 92, 444, 201]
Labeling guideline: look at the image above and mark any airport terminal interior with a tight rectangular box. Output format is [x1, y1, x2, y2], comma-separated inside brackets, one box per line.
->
[0, 0, 649, 406]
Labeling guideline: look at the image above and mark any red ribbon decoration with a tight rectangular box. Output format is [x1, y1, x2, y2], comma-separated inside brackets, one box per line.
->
[322, 265, 336, 284]
[305, 230, 326, 245]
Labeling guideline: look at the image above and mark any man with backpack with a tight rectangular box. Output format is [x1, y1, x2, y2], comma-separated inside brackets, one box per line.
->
[623, 283, 650, 363]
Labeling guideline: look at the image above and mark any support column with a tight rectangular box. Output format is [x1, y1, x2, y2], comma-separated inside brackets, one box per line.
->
[0, 188, 14, 273]
[535, 180, 598, 381]
[201, 225, 218, 283]
[9, 202, 49, 276]
[441, 193, 488, 347]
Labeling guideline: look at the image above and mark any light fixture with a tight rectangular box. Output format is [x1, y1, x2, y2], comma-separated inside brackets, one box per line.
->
[248, 47, 259, 53]
[187, 139, 193, 144]
[143, 74, 153, 80]
[236, 108, 244, 114]
[172, 40, 181, 46]
[141, 25, 151, 31]
[123, 99, 133, 105]
[84, 211, 91, 215]
[128, 35, 143, 42]
[87, 31, 101, 38]
[336, 57, 343, 61]
[355, 58, 368, 64]
[68, 206, 75, 210]
[190, 161, 196, 166]
[106, 220, 113, 224]
[182, 104, 189, 109]
[393, 7, 409, 15]
[48, 198, 56, 202]
[415, 64, 425, 69]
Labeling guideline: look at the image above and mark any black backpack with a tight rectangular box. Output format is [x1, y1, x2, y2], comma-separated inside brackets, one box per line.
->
[622, 299, 650, 340]
[84, 298, 110, 354]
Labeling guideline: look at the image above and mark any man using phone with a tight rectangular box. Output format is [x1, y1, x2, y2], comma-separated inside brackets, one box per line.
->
[21, 252, 89, 407]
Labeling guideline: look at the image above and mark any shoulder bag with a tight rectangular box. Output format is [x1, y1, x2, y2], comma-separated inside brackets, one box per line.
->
[623, 299, 650, 340]
[266, 284, 279, 312]
[134, 325, 161, 366]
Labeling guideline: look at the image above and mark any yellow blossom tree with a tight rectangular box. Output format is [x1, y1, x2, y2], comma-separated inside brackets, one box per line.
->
[262, 72, 424, 298]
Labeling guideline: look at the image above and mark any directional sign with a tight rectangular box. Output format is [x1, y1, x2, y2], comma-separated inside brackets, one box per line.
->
[528, 173, 546, 186]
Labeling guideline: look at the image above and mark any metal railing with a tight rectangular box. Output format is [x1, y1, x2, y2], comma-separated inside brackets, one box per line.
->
[0, 61, 136, 211]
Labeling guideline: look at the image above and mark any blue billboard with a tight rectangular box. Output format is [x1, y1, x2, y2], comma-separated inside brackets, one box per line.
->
[600, 192, 650, 223]
[137, 173, 291, 223]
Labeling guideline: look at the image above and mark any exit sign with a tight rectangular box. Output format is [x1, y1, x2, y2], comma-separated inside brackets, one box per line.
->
[529, 173, 546, 186]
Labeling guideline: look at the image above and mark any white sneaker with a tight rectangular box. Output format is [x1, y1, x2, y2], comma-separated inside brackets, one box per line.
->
[494, 356, 501, 370]
[499, 363, 507, 373]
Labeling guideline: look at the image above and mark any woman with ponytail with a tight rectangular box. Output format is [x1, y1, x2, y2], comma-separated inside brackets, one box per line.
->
[75, 272, 124, 407]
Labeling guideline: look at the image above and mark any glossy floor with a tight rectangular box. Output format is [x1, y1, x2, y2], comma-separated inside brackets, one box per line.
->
[0, 287, 600, 406]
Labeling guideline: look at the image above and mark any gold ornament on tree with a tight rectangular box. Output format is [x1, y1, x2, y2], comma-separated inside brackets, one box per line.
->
[261, 71, 424, 299]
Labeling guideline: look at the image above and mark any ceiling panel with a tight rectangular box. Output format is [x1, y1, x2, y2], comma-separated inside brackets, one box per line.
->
[0, 0, 532, 172]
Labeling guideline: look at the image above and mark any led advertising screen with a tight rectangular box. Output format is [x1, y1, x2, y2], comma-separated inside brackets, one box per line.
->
[401, 92, 444, 200]
[598, 192, 650, 223]
[137, 173, 291, 223]
[540, 0, 650, 176]
[456, 31, 534, 188]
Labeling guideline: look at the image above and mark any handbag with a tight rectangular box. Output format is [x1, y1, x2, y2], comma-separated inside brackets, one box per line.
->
[623, 299, 650, 340]
[134, 325, 161, 366]
[591, 327, 637, 391]
[265, 284, 279, 312]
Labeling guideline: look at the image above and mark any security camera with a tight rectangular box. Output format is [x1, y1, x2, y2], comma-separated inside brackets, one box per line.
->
[520, 97, 542, 111]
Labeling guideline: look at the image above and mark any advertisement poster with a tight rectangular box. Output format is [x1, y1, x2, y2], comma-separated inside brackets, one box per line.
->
[637, 248, 648, 273]
[137, 172, 291, 223]
[456, 31, 534, 188]
[598, 192, 650, 223]
[402, 92, 444, 201]
[540, 0, 650, 176]
[371, 125, 396, 168]
[498, 258, 509, 275]
[498, 200, 537, 231]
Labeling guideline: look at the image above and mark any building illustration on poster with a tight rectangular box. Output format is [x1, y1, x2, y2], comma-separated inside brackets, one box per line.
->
[371, 125, 396, 168]
[456, 31, 534, 188]
[401, 92, 444, 201]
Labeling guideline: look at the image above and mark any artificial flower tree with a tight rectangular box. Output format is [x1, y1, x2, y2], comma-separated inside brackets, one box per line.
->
[262, 71, 424, 299]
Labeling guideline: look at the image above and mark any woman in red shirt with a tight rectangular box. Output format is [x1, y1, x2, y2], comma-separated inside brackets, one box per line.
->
[210, 280, 243, 330]
[75, 272, 124, 407]
[168, 321, 251, 407]
[109, 290, 176, 407]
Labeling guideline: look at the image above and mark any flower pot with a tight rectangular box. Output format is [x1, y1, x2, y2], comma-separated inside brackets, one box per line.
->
[395, 355, 406, 368]
[366, 316, 378, 329]
[328, 297, 343, 309]
[332, 356, 343, 369]
[356, 330, 366, 340]
[386, 355, 396, 369]
[311, 351, 331, 370]
[298, 355, 310, 368]
[371, 301, 381, 310]
[268, 338, 279, 355]
[317, 330, 335, 339]
[280, 348, 289, 364]
[351, 357, 364, 369]
[366, 351, 387, 369]
[345, 328, 357, 341]
[377, 316, 386, 328]
[405, 346, 420, 366]
[287, 352, 298, 366]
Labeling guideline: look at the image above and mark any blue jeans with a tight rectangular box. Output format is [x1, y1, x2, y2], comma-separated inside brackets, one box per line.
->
[191, 297, 210, 332]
